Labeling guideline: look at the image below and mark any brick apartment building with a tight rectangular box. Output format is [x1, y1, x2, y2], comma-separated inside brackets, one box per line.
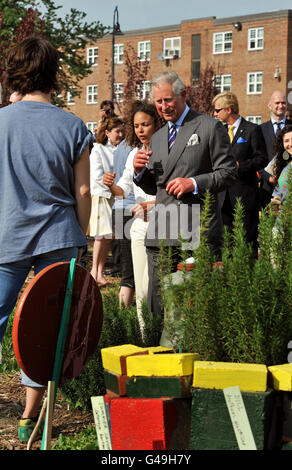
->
[68, 9, 292, 131]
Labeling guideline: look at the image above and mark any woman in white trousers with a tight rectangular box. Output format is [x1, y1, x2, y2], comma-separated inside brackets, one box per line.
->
[103, 101, 164, 331]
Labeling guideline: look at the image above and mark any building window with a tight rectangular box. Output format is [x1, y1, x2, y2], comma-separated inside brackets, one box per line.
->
[87, 47, 98, 65]
[114, 44, 124, 64]
[247, 72, 263, 94]
[114, 83, 123, 102]
[137, 80, 151, 100]
[248, 28, 264, 50]
[214, 74, 232, 92]
[213, 31, 232, 54]
[192, 34, 201, 84]
[86, 85, 98, 104]
[138, 41, 150, 61]
[163, 37, 181, 59]
[67, 87, 75, 105]
[86, 122, 97, 133]
[246, 115, 262, 124]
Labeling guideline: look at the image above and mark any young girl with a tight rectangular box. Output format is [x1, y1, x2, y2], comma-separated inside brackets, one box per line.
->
[103, 101, 164, 330]
[89, 117, 124, 286]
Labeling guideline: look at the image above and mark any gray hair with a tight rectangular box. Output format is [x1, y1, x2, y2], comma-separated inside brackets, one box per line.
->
[151, 71, 185, 97]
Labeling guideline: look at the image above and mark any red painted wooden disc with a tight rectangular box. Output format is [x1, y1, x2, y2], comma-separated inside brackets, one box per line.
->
[12, 262, 103, 386]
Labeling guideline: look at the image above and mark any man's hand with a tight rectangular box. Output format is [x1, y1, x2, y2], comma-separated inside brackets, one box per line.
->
[103, 172, 116, 187]
[166, 177, 195, 199]
[133, 149, 152, 174]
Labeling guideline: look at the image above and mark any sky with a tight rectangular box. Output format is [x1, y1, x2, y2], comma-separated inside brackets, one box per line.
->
[54, 0, 292, 31]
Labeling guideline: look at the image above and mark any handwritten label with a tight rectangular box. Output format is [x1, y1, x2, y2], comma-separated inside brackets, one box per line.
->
[223, 386, 257, 450]
[91, 396, 112, 450]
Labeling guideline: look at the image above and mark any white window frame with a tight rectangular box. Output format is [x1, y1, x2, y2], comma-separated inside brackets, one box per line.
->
[86, 122, 97, 133]
[163, 37, 181, 59]
[248, 27, 264, 51]
[214, 74, 232, 92]
[114, 44, 124, 64]
[87, 47, 98, 66]
[213, 31, 232, 54]
[114, 83, 123, 102]
[67, 87, 75, 105]
[247, 72, 263, 95]
[137, 80, 151, 100]
[86, 84, 98, 104]
[138, 40, 151, 61]
[246, 115, 262, 124]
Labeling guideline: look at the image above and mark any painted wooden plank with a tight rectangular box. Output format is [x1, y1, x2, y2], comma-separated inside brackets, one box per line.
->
[268, 364, 292, 391]
[190, 388, 276, 450]
[101, 344, 147, 375]
[193, 361, 267, 392]
[126, 375, 192, 398]
[126, 353, 199, 377]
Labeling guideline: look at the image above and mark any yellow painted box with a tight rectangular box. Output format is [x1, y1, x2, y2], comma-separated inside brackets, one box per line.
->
[126, 353, 199, 377]
[101, 344, 146, 375]
[268, 364, 292, 391]
[192, 361, 267, 392]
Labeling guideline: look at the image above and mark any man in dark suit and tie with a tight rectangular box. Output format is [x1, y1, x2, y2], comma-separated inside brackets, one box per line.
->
[212, 91, 267, 256]
[259, 91, 292, 208]
[133, 71, 237, 317]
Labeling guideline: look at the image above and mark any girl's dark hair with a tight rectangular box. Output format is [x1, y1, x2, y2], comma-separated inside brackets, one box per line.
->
[4, 36, 60, 95]
[124, 100, 165, 148]
[272, 124, 292, 180]
[95, 117, 124, 145]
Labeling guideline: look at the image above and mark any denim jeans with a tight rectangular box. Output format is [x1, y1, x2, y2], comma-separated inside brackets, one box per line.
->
[0, 247, 78, 387]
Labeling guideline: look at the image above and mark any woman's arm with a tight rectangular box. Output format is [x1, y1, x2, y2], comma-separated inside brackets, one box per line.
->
[103, 172, 125, 197]
[74, 146, 91, 234]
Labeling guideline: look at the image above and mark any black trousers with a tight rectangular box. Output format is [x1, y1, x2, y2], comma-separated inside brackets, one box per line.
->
[221, 193, 259, 256]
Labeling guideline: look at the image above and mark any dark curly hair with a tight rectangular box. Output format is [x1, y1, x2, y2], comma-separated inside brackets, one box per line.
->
[124, 100, 165, 148]
[3, 36, 60, 95]
[95, 117, 124, 145]
[271, 124, 292, 180]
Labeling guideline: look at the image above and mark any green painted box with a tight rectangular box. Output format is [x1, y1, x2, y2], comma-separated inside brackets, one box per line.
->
[190, 388, 277, 450]
[126, 376, 192, 398]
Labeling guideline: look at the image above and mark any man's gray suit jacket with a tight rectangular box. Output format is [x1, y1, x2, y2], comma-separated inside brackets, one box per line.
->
[134, 109, 238, 253]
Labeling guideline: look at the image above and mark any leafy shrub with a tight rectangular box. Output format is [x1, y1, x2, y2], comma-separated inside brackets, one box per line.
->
[162, 175, 292, 366]
[52, 425, 98, 450]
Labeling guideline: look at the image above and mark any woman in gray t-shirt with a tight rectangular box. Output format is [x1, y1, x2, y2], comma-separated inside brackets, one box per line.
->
[0, 37, 92, 443]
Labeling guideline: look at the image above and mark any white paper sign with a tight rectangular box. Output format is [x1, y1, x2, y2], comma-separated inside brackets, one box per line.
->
[223, 386, 257, 450]
[91, 396, 112, 450]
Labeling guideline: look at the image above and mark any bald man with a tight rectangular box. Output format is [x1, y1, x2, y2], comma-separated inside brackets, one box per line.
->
[259, 90, 292, 207]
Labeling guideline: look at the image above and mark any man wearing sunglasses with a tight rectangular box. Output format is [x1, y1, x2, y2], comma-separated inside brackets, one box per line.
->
[212, 92, 267, 257]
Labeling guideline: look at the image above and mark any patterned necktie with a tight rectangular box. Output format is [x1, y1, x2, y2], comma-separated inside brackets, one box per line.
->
[168, 124, 177, 151]
[275, 122, 283, 136]
[228, 125, 235, 143]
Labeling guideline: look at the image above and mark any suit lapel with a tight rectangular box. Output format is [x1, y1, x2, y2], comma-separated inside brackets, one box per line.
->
[161, 111, 201, 184]
[232, 119, 247, 145]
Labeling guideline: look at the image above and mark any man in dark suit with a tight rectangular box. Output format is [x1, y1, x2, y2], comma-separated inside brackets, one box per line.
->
[212, 91, 267, 255]
[259, 91, 292, 208]
[133, 71, 237, 317]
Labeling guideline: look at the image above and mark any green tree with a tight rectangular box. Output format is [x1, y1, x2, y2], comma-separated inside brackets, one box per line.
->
[0, 0, 109, 106]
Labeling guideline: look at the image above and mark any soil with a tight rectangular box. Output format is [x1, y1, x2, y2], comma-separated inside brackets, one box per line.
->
[0, 238, 119, 451]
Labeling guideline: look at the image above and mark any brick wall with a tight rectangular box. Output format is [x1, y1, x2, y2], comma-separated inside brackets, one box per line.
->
[67, 10, 292, 126]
